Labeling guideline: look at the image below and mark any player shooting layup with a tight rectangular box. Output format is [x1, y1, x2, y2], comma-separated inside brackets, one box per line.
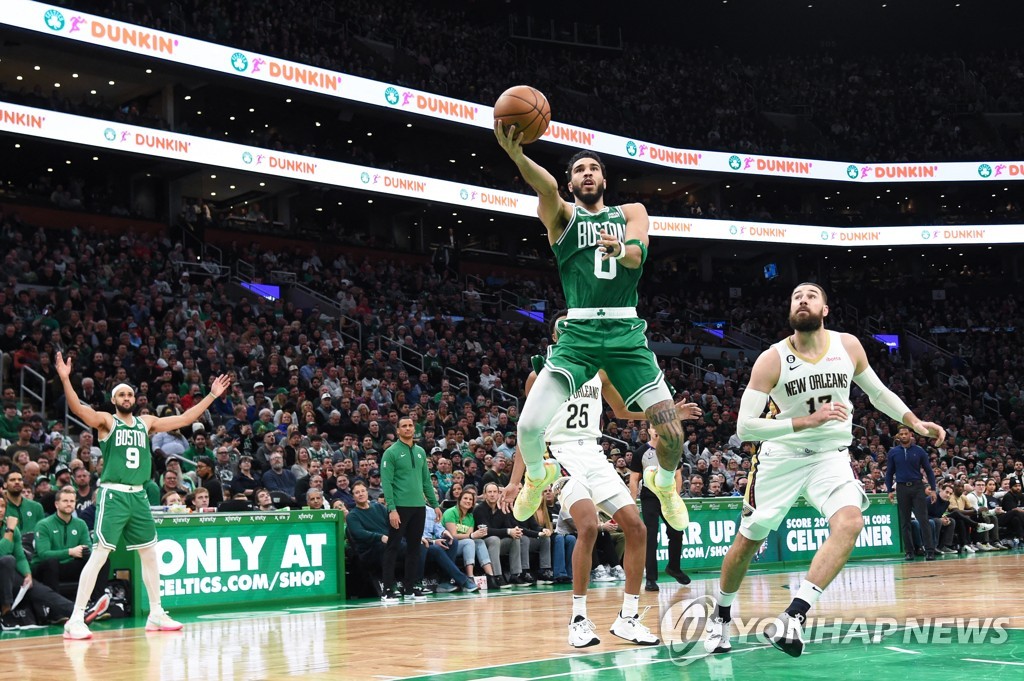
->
[494, 123, 689, 535]
[56, 351, 231, 639]
[704, 283, 945, 657]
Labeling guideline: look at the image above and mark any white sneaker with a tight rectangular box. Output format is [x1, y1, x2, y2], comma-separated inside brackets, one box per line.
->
[63, 617, 92, 640]
[704, 616, 732, 653]
[764, 613, 805, 657]
[964, 544, 977, 553]
[597, 566, 617, 582]
[591, 565, 608, 582]
[978, 522, 995, 533]
[611, 565, 626, 581]
[610, 608, 659, 645]
[568, 616, 600, 648]
[145, 611, 183, 632]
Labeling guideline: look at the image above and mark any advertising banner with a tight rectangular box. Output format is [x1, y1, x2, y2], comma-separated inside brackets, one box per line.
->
[2, 100, 1021, 246]
[4, 1, 1023, 183]
[112, 511, 346, 613]
[652, 498, 780, 572]
[655, 495, 900, 573]
[774, 497, 900, 562]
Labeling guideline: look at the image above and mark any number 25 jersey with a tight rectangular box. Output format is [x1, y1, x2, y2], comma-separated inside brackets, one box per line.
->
[534, 354, 603, 445]
[766, 330, 855, 452]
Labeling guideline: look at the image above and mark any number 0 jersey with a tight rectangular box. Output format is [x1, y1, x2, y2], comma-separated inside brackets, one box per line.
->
[99, 415, 153, 486]
[551, 205, 641, 310]
[766, 330, 856, 452]
[533, 353, 603, 445]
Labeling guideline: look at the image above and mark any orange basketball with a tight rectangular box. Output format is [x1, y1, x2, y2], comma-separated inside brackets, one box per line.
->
[493, 85, 551, 144]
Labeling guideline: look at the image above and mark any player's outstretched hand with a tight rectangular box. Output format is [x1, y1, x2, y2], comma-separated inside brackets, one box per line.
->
[494, 119, 525, 159]
[498, 482, 521, 515]
[210, 374, 233, 398]
[912, 421, 946, 447]
[675, 401, 703, 421]
[55, 351, 73, 379]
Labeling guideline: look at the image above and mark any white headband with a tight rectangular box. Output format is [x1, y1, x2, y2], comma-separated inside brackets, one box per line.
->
[111, 383, 135, 400]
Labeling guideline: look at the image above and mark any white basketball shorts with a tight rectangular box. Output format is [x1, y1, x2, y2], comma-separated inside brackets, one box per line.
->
[740, 441, 869, 541]
[549, 441, 635, 517]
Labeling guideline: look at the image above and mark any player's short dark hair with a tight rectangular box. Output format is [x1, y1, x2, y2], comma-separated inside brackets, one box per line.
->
[895, 424, 912, 434]
[549, 309, 568, 339]
[794, 282, 828, 304]
[566, 151, 607, 181]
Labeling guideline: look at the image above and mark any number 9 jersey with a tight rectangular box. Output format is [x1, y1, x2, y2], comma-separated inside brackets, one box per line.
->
[99, 415, 153, 486]
[766, 330, 855, 453]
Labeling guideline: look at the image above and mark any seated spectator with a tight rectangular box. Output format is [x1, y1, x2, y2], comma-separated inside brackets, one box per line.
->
[474, 482, 531, 587]
[2, 471, 45, 533]
[254, 488, 277, 512]
[229, 456, 260, 500]
[422, 503, 478, 593]
[1, 493, 77, 628]
[32, 486, 109, 606]
[442, 487, 500, 589]
[194, 457, 225, 508]
[330, 474, 356, 510]
[185, 487, 213, 513]
[304, 488, 328, 510]
[261, 452, 297, 504]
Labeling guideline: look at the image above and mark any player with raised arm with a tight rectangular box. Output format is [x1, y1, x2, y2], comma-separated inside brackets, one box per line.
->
[502, 312, 701, 647]
[494, 122, 689, 536]
[703, 283, 945, 657]
[56, 351, 231, 639]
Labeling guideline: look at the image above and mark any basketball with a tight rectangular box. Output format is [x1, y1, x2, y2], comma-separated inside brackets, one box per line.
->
[493, 85, 551, 144]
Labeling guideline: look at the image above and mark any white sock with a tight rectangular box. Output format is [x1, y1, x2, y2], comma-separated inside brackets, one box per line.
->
[654, 466, 675, 488]
[572, 595, 587, 620]
[621, 593, 640, 618]
[718, 590, 737, 607]
[796, 580, 823, 608]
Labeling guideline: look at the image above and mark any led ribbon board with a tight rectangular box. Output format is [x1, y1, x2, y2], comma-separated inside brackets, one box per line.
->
[5, 0, 1024, 183]
[1, 101, 1020, 246]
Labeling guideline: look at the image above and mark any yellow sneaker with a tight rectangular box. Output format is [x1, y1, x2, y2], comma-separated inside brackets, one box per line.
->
[513, 460, 559, 521]
[643, 466, 689, 530]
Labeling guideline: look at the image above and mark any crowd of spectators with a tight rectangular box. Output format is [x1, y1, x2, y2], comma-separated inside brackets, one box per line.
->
[0, 196, 1021, 608]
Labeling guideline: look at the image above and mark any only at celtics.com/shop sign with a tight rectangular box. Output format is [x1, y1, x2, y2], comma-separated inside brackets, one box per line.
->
[150, 512, 344, 609]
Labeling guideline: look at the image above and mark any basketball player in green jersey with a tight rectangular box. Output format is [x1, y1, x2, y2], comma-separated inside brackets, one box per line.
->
[55, 351, 231, 639]
[494, 121, 687, 531]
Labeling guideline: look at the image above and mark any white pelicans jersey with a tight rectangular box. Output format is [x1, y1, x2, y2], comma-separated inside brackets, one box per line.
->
[765, 330, 855, 452]
[546, 374, 603, 445]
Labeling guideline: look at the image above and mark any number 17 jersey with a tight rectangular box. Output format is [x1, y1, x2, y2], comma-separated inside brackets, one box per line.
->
[767, 330, 855, 452]
[99, 415, 153, 486]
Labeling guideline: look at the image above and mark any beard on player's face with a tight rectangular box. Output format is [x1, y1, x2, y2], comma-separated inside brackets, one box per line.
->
[115, 401, 134, 415]
[571, 182, 604, 206]
[789, 307, 824, 333]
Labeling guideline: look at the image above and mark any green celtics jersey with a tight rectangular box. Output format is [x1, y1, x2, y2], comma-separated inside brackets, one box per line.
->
[551, 205, 641, 309]
[99, 416, 153, 486]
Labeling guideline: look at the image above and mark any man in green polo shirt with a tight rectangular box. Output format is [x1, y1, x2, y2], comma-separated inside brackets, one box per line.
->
[32, 487, 110, 612]
[3, 470, 45, 533]
[379, 417, 440, 602]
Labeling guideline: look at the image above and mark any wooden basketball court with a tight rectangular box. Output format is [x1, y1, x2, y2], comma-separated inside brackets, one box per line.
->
[2, 552, 1022, 681]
